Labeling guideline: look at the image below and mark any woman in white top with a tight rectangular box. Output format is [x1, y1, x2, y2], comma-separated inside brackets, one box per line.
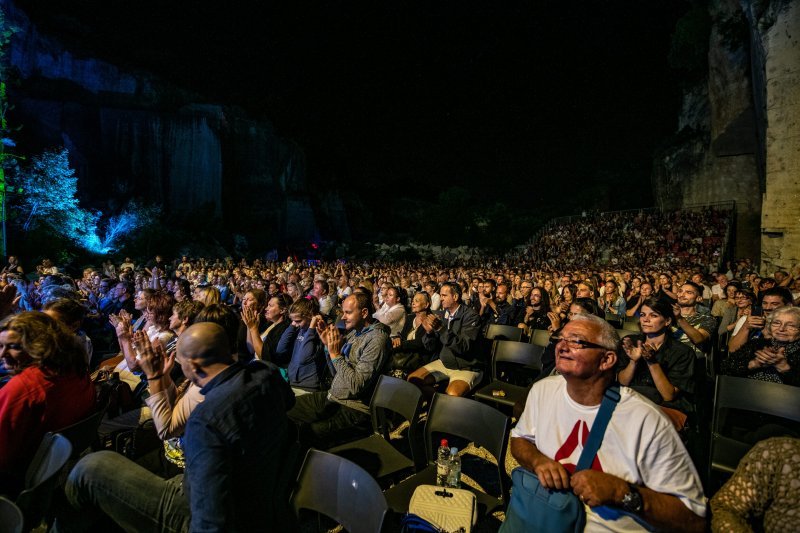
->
[373, 286, 407, 336]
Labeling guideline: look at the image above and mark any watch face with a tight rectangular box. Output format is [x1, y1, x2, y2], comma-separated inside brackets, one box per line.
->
[622, 485, 643, 513]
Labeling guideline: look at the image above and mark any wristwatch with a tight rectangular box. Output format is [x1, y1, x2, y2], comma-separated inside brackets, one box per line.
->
[621, 483, 643, 514]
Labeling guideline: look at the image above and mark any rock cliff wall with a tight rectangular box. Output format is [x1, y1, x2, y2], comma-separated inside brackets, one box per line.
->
[3, 0, 347, 248]
[653, 0, 799, 271]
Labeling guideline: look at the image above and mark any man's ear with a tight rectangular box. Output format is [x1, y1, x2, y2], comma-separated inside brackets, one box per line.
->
[600, 350, 618, 372]
[191, 359, 206, 378]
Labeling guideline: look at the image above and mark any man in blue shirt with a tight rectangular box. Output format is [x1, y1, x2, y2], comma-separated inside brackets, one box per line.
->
[58, 322, 296, 532]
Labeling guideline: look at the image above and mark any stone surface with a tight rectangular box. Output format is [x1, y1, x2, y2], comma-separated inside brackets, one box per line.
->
[4, 0, 349, 249]
[653, 0, 799, 269]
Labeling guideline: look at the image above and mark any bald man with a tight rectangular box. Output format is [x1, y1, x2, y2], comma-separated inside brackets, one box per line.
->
[59, 323, 296, 532]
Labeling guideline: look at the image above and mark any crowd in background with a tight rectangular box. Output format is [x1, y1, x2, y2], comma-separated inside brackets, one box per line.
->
[0, 204, 798, 531]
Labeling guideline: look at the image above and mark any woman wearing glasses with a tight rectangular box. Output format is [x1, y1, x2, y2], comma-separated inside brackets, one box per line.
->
[618, 297, 695, 417]
[722, 306, 800, 385]
[718, 288, 756, 337]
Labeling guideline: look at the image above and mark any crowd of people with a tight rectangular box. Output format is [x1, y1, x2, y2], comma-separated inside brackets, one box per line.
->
[0, 209, 798, 530]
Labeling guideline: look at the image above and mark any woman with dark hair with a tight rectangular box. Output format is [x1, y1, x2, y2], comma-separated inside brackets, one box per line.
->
[172, 279, 191, 303]
[554, 283, 578, 323]
[238, 289, 269, 362]
[0, 312, 95, 495]
[619, 297, 695, 416]
[718, 288, 755, 337]
[248, 293, 292, 363]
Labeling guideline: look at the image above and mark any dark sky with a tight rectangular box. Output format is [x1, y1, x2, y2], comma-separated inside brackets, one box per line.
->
[18, 0, 690, 210]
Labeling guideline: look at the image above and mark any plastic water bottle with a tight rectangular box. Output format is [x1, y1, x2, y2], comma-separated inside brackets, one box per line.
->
[447, 447, 461, 488]
[436, 439, 450, 486]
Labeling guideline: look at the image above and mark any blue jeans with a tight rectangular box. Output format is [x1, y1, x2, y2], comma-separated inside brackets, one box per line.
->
[57, 451, 190, 533]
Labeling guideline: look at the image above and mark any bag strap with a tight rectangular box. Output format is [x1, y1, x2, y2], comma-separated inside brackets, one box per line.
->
[575, 384, 621, 472]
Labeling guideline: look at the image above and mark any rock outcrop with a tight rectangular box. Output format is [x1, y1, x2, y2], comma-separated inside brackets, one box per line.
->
[4, 0, 348, 249]
[653, 0, 799, 271]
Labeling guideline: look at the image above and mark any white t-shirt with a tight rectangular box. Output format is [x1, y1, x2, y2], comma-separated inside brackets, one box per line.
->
[511, 376, 706, 532]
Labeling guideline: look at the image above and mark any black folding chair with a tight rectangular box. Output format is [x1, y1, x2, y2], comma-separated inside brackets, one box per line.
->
[474, 340, 542, 409]
[384, 393, 510, 517]
[15, 433, 72, 532]
[0, 496, 24, 533]
[291, 449, 388, 533]
[709, 376, 800, 483]
[329, 375, 426, 481]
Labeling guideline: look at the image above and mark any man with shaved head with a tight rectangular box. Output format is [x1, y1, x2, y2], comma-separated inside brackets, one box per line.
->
[59, 322, 296, 532]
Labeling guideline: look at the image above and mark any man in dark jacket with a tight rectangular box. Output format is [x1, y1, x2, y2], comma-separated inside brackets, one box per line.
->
[58, 322, 296, 533]
[408, 282, 483, 397]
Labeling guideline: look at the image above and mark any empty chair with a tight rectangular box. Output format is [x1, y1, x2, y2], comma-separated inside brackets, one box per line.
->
[0, 497, 24, 533]
[474, 340, 542, 408]
[529, 328, 551, 347]
[384, 393, 511, 517]
[56, 407, 105, 459]
[709, 376, 800, 483]
[291, 449, 388, 533]
[329, 375, 426, 480]
[485, 324, 523, 342]
[15, 433, 72, 532]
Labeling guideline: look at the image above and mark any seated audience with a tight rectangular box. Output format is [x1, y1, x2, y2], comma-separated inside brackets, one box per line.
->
[408, 282, 482, 398]
[58, 322, 296, 531]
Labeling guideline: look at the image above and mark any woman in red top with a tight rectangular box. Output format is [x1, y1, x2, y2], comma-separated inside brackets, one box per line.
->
[0, 311, 95, 496]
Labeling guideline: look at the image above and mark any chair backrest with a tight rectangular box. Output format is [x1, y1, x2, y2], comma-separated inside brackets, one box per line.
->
[369, 375, 426, 469]
[492, 340, 543, 381]
[712, 376, 800, 431]
[56, 408, 104, 459]
[16, 433, 72, 531]
[291, 449, 388, 533]
[424, 394, 511, 502]
[605, 313, 623, 328]
[0, 497, 24, 533]
[530, 328, 551, 347]
[485, 324, 523, 342]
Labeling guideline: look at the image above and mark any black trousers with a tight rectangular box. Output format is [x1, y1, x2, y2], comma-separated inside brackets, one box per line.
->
[287, 391, 371, 448]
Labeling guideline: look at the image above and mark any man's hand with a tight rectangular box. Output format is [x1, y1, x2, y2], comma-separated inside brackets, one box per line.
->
[533, 456, 571, 491]
[570, 470, 628, 507]
[423, 314, 442, 333]
[743, 315, 766, 331]
[671, 303, 682, 322]
[391, 337, 401, 349]
[326, 325, 343, 357]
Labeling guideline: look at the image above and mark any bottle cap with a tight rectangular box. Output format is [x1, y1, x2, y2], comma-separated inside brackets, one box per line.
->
[450, 447, 458, 454]
[440, 439, 448, 447]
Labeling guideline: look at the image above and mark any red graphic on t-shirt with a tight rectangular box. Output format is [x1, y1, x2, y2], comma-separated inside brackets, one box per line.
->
[554, 420, 604, 473]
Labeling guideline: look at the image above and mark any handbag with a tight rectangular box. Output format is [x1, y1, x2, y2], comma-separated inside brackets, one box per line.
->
[500, 384, 621, 533]
[409, 485, 477, 533]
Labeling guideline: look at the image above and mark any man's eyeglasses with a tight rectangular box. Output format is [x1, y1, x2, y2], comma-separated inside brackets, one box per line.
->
[551, 335, 612, 351]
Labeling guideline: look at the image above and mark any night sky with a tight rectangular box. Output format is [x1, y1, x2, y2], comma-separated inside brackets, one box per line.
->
[18, 0, 690, 212]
